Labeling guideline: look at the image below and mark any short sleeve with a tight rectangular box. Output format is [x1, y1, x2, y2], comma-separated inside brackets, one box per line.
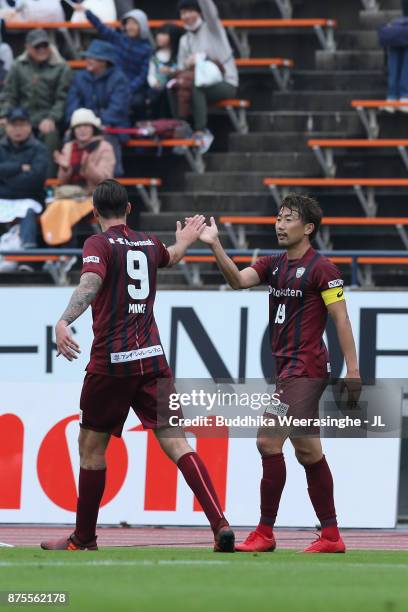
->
[251, 256, 273, 285]
[156, 239, 170, 268]
[313, 258, 345, 307]
[81, 235, 111, 281]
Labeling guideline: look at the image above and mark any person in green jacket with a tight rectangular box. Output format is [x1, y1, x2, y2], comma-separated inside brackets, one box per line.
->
[0, 28, 72, 175]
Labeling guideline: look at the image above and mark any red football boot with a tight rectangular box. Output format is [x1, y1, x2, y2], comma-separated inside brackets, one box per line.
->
[40, 533, 98, 551]
[303, 534, 346, 553]
[213, 525, 235, 553]
[235, 530, 276, 552]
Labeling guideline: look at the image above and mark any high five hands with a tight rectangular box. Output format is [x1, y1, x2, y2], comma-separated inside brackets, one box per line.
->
[185, 215, 219, 246]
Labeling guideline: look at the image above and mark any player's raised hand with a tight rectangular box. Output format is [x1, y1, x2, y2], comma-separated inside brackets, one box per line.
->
[55, 320, 81, 362]
[197, 216, 219, 245]
[176, 214, 206, 245]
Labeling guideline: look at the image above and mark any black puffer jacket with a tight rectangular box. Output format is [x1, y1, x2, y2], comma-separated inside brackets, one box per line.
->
[0, 135, 48, 201]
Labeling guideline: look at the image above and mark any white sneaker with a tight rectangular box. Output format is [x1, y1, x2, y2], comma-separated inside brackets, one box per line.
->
[0, 225, 22, 251]
[194, 129, 214, 154]
[383, 99, 396, 113]
[399, 98, 408, 113]
[0, 258, 18, 273]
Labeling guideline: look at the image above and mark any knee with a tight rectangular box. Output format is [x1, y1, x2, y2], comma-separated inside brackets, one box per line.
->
[294, 445, 321, 466]
[78, 440, 106, 470]
[256, 436, 282, 457]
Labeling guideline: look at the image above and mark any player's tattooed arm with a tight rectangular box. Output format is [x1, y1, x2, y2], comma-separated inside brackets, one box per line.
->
[55, 272, 102, 361]
[61, 272, 102, 325]
[166, 214, 207, 267]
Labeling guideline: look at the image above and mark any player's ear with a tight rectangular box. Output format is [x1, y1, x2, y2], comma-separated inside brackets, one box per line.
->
[93, 207, 99, 220]
[305, 223, 314, 236]
[126, 202, 132, 215]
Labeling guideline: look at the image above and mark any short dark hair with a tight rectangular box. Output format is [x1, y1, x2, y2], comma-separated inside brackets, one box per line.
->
[279, 193, 323, 241]
[93, 179, 128, 219]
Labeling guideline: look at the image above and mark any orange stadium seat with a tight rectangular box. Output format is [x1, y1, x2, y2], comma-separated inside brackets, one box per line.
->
[263, 177, 408, 216]
[307, 139, 408, 178]
[46, 177, 162, 213]
[351, 100, 408, 139]
[219, 215, 408, 249]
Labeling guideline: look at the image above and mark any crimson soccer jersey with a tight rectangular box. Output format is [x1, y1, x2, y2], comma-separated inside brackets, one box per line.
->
[252, 247, 345, 380]
[81, 224, 170, 376]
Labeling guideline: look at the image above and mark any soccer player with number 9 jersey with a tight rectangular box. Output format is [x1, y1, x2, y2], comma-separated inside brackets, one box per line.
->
[41, 180, 235, 553]
[198, 194, 361, 553]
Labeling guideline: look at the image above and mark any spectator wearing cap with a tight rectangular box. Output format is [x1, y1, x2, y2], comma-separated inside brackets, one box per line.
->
[174, 0, 238, 153]
[72, 2, 152, 120]
[40, 108, 115, 246]
[65, 39, 130, 174]
[0, 107, 48, 270]
[0, 29, 72, 174]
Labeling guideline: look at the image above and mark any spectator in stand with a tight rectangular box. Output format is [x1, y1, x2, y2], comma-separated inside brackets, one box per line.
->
[70, 0, 116, 22]
[0, 20, 13, 80]
[72, 2, 152, 120]
[379, 16, 408, 112]
[147, 23, 183, 119]
[0, 29, 72, 173]
[65, 39, 130, 174]
[174, 0, 238, 153]
[40, 108, 115, 246]
[0, 107, 48, 272]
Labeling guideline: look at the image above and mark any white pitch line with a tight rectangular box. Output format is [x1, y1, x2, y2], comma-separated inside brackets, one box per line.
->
[0, 560, 407, 569]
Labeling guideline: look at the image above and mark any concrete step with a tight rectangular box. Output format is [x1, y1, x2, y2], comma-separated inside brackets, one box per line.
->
[140, 211, 265, 230]
[184, 172, 311, 192]
[228, 131, 356, 153]
[359, 9, 400, 29]
[159, 192, 272, 213]
[269, 91, 385, 111]
[247, 111, 361, 133]
[316, 50, 385, 71]
[292, 70, 386, 91]
[337, 30, 383, 50]
[204, 152, 320, 173]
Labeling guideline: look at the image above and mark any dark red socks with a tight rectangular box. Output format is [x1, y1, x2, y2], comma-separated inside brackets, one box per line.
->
[75, 467, 106, 544]
[258, 452, 286, 537]
[304, 455, 340, 541]
[177, 452, 227, 534]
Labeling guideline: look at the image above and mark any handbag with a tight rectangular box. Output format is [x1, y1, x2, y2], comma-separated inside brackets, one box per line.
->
[194, 53, 223, 87]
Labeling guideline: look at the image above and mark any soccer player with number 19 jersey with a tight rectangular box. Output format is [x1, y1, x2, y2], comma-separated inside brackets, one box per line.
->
[198, 194, 361, 553]
[41, 180, 235, 553]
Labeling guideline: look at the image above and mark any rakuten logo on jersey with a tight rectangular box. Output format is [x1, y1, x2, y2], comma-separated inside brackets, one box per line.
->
[83, 256, 100, 264]
[328, 279, 343, 289]
[269, 287, 303, 298]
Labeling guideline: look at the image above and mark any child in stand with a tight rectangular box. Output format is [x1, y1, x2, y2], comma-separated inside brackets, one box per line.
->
[147, 23, 183, 119]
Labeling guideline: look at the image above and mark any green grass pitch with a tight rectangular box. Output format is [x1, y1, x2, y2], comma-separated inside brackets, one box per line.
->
[0, 548, 407, 612]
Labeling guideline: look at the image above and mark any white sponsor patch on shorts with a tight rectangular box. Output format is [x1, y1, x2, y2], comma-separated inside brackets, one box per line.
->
[83, 256, 100, 264]
[79, 409, 83, 424]
[110, 345, 164, 363]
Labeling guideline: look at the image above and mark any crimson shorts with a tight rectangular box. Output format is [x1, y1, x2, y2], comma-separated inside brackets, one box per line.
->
[264, 377, 328, 436]
[79, 366, 179, 437]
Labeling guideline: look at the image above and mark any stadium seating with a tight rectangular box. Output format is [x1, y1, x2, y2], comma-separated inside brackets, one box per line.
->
[5, 18, 336, 57]
[263, 178, 408, 216]
[46, 177, 162, 213]
[351, 100, 408, 139]
[307, 140, 408, 178]
[68, 58, 294, 92]
[218, 215, 408, 250]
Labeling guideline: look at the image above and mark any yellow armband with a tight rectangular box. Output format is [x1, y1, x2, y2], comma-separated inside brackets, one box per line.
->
[321, 286, 345, 306]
